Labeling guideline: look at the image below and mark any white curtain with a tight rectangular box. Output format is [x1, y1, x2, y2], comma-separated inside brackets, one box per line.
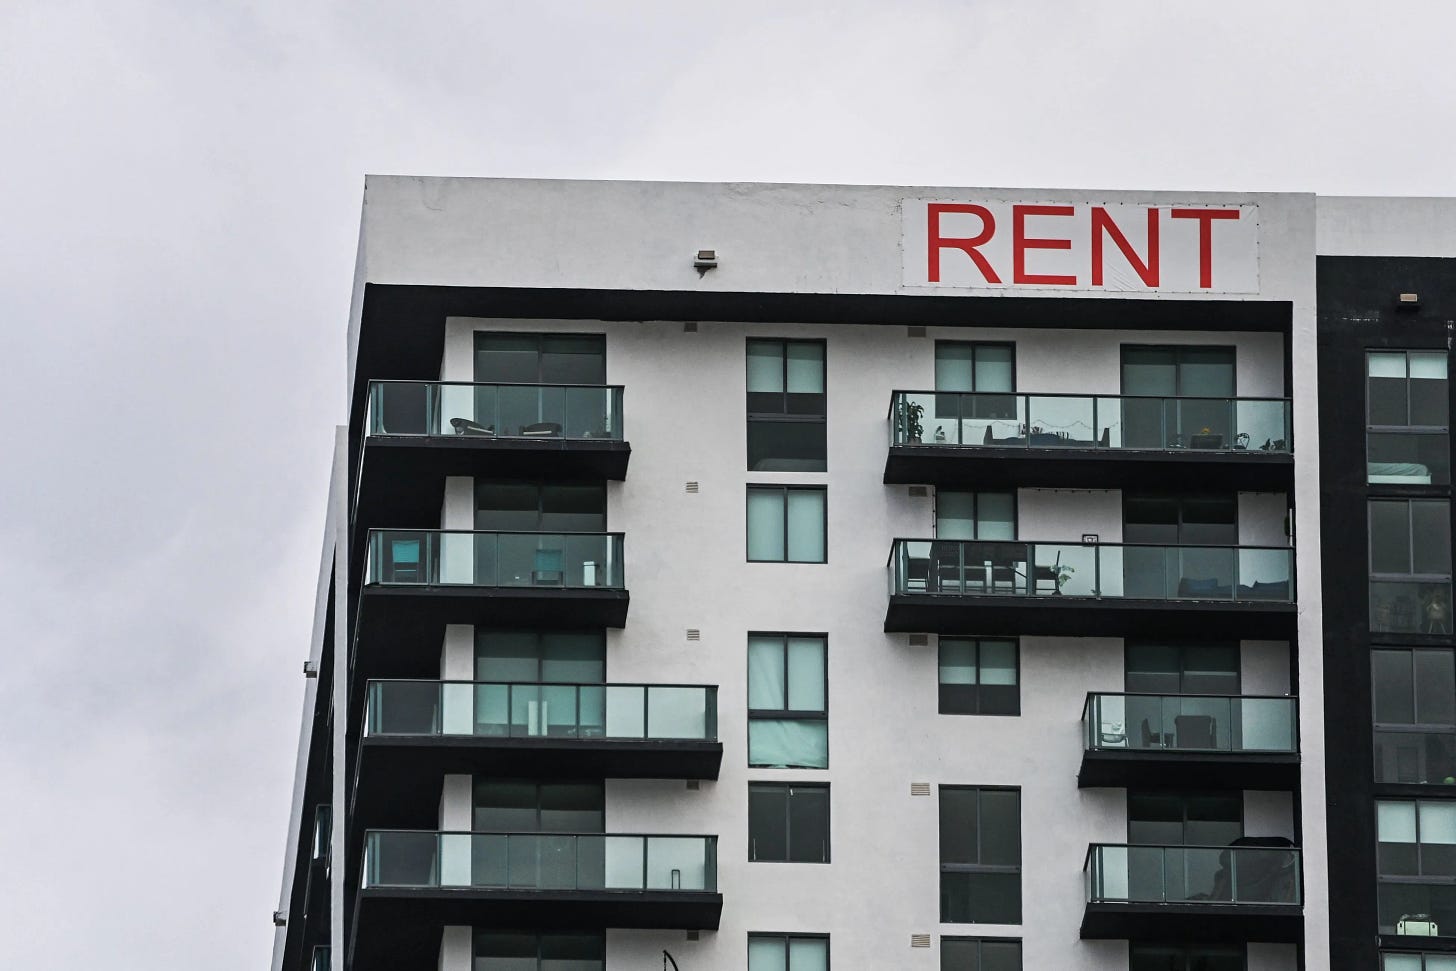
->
[749, 720, 828, 769]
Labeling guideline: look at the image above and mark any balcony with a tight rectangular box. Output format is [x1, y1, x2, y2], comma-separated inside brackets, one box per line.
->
[350, 830, 721, 969]
[1079, 693, 1299, 790]
[356, 530, 628, 674]
[354, 381, 629, 533]
[353, 681, 722, 825]
[885, 539, 1296, 638]
[1082, 842, 1302, 943]
[884, 391, 1292, 490]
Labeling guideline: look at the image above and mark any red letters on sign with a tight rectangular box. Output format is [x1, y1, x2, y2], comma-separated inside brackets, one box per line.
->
[1170, 208, 1242, 289]
[1091, 207, 1159, 288]
[927, 203, 1001, 284]
[1012, 204, 1077, 286]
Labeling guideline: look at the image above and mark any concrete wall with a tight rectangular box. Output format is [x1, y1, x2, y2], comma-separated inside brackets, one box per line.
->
[430, 315, 1309, 970]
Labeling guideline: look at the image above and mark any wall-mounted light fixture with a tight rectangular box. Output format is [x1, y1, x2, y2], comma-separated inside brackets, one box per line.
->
[693, 249, 717, 276]
[303, 661, 319, 678]
[1398, 292, 1421, 310]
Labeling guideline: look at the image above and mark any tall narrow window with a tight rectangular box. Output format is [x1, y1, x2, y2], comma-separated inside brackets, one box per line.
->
[941, 938, 1023, 971]
[747, 934, 829, 971]
[1123, 493, 1246, 601]
[1373, 648, 1456, 785]
[1369, 350, 1450, 485]
[748, 634, 828, 768]
[474, 333, 608, 438]
[1370, 499, 1453, 634]
[747, 486, 826, 563]
[748, 783, 829, 863]
[1377, 800, 1456, 934]
[940, 787, 1021, 924]
[1121, 345, 1237, 448]
[939, 639, 1019, 715]
[747, 339, 826, 471]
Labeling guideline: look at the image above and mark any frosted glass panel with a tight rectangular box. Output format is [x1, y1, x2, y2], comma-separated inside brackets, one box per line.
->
[937, 492, 978, 540]
[749, 637, 785, 709]
[1380, 802, 1418, 842]
[936, 344, 975, 392]
[1412, 352, 1449, 380]
[786, 343, 824, 393]
[980, 641, 1017, 685]
[747, 343, 783, 392]
[975, 345, 1014, 392]
[787, 638, 826, 711]
[747, 491, 786, 560]
[1097, 845, 1130, 899]
[441, 682, 473, 735]
[978, 493, 1016, 540]
[603, 836, 643, 888]
[439, 833, 470, 887]
[1425, 956, 1456, 971]
[1370, 352, 1408, 378]
[1240, 697, 1293, 751]
[438, 383, 477, 432]
[647, 687, 706, 739]
[785, 491, 825, 562]
[1423, 801, 1456, 843]
[1382, 956, 1421, 971]
[788, 938, 829, 971]
[748, 939, 787, 971]
[439, 532, 475, 584]
[749, 720, 828, 768]
[647, 837, 707, 889]
[604, 686, 645, 738]
[940, 640, 977, 685]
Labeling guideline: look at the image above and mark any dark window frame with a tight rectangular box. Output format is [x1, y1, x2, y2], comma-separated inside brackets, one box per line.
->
[933, 341, 1018, 392]
[939, 785, 1022, 924]
[934, 490, 1019, 540]
[748, 782, 831, 864]
[1367, 349, 1451, 430]
[747, 632, 829, 769]
[1120, 344, 1239, 396]
[747, 932, 831, 970]
[471, 778, 605, 834]
[938, 637, 1020, 716]
[474, 629, 607, 683]
[746, 485, 828, 564]
[1128, 943, 1247, 971]
[1123, 640, 1242, 695]
[474, 479, 609, 532]
[472, 930, 605, 970]
[746, 338, 827, 472]
[1369, 499, 1453, 579]
[473, 331, 607, 384]
[940, 936, 1024, 970]
[1122, 491, 1239, 545]
[1373, 647, 1456, 729]
[1377, 798, 1456, 879]
[1126, 789, 1244, 845]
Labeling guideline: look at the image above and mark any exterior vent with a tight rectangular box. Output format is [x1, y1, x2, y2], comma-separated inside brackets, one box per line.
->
[686, 930, 701, 941]
[303, 661, 318, 678]
[687, 629, 701, 641]
[685, 481, 700, 493]
[911, 933, 931, 947]
[683, 321, 699, 332]
[272, 911, 288, 927]
[911, 782, 931, 796]
[907, 326, 927, 338]
[908, 485, 928, 497]
[686, 780, 701, 791]
[908, 634, 929, 647]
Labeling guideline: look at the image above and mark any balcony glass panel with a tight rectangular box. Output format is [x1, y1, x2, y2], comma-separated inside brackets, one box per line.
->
[1084, 694, 1297, 754]
[367, 381, 623, 440]
[363, 831, 717, 892]
[889, 392, 1291, 452]
[1085, 844, 1301, 906]
[367, 530, 624, 589]
[889, 540, 1293, 603]
[1376, 730, 1456, 785]
[366, 681, 717, 741]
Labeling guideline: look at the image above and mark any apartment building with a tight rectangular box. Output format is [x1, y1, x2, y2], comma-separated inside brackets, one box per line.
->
[270, 177, 1445, 971]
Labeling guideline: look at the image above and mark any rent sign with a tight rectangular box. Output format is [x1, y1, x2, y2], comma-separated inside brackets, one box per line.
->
[903, 200, 1259, 294]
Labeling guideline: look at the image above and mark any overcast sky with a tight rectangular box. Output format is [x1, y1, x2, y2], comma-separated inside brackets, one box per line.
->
[2, 2, 1454, 967]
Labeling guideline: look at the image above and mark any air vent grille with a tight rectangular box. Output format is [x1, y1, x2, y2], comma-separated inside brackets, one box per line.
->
[686, 930, 700, 941]
[685, 481, 700, 493]
[908, 633, 929, 647]
[911, 782, 931, 796]
[908, 326, 928, 338]
[687, 629, 701, 641]
[686, 780, 701, 791]
[908, 485, 928, 497]
[684, 321, 699, 332]
[911, 933, 931, 948]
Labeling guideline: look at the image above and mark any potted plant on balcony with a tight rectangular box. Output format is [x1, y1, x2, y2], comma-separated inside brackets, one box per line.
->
[1053, 561, 1076, 594]
[904, 400, 925, 443]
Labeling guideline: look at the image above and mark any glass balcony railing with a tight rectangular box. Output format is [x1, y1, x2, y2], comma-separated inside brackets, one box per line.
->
[310, 947, 329, 971]
[888, 391, 1291, 454]
[1085, 843, 1302, 907]
[366, 530, 624, 589]
[367, 380, 624, 441]
[889, 540, 1293, 603]
[1375, 728, 1456, 785]
[1083, 693, 1297, 754]
[363, 831, 717, 893]
[366, 680, 717, 742]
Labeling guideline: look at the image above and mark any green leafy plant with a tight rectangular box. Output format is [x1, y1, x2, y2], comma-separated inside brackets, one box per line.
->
[904, 400, 925, 442]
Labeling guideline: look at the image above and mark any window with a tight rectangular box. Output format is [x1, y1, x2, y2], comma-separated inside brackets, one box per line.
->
[748, 634, 827, 768]
[1123, 493, 1238, 546]
[476, 630, 605, 683]
[1127, 791, 1242, 846]
[936, 492, 1016, 541]
[749, 783, 829, 863]
[473, 779, 604, 833]
[939, 639, 1019, 715]
[474, 333, 608, 438]
[473, 931, 604, 971]
[1125, 641, 1240, 695]
[1123, 493, 1245, 600]
[935, 343, 1015, 393]
[747, 339, 826, 471]
[747, 486, 826, 563]
[475, 333, 606, 384]
[1374, 648, 1456, 785]
[1129, 944, 1244, 971]
[476, 481, 607, 532]
[1378, 800, 1456, 934]
[1369, 350, 1450, 485]
[940, 787, 1020, 924]
[1370, 499, 1453, 634]
[1382, 953, 1456, 970]
[747, 934, 829, 971]
[940, 938, 1022, 971]
[931, 343, 1017, 434]
[1121, 345, 1238, 448]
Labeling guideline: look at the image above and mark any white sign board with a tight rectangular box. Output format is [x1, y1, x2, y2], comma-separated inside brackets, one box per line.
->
[903, 200, 1259, 294]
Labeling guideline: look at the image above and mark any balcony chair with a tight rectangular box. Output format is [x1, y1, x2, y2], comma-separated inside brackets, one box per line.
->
[520, 421, 563, 437]
[449, 417, 495, 436]
[388, 538, 422, 583]
[532, 548, 565, 585]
